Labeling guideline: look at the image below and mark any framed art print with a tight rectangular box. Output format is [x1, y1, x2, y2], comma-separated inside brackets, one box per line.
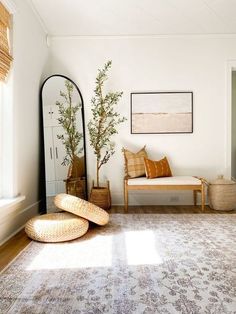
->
[131, 91, 193, 134]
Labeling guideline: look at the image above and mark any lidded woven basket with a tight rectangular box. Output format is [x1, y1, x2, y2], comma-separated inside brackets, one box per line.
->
[208, 175, 236, 211]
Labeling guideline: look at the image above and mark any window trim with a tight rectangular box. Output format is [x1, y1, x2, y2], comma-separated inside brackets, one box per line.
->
[0, 195, 25, 213]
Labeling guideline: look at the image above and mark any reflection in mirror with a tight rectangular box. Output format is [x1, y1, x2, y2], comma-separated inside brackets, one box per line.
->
[41, 75, 87, 212]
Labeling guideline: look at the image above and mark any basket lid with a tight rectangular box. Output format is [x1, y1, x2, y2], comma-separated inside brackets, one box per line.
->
[210, 175, 236, 185]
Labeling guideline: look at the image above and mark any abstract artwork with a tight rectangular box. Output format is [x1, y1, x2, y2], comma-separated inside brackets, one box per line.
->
[131, 92, 193, 134]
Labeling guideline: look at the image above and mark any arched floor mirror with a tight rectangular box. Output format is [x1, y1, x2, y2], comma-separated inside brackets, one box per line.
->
[41, 75, 87, 212]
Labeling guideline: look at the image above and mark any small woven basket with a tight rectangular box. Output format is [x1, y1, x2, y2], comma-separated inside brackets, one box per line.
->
[64, 177, 86, 199]
[89, 181, 111, 211]
[208, 175, 236, 211]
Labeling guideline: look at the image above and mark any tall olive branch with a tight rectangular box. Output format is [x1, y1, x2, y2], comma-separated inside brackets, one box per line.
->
[88, 60, 126, 187]
[56, 80, 83, 166]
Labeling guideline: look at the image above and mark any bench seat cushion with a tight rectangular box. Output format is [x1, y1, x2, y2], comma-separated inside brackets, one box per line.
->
[127, 176, 201, 186]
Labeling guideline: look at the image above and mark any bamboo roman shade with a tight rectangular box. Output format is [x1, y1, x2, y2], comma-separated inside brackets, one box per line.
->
[0, 1, 12, 82]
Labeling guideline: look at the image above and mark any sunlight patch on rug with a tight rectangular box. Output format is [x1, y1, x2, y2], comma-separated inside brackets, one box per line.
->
[27, 234, 113, 270]
[27, 229, 163, 271]
[125, 230, 163, 265]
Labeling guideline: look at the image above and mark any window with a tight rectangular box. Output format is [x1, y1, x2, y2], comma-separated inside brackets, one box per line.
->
[0, 81, 2, 198]
[0, 1, 13, 82]
[0, 0, 16, 203]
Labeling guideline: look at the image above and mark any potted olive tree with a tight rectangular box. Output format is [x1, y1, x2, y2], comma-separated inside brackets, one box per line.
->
[56, 80, 85, 198]
[88, 60, 126, 209]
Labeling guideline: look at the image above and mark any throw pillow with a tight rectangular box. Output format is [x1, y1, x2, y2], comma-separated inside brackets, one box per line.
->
[122, 146, 148, 178]
[144, 157, 172, 179]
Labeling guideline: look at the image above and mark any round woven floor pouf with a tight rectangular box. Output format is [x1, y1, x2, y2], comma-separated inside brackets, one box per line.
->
[25, 212, 89, 243]
[54, 193, 109, 226]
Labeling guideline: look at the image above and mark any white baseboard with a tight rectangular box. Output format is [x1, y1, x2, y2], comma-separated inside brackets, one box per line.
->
[0, 225, 25, 247]
[0, 200, 41, 246]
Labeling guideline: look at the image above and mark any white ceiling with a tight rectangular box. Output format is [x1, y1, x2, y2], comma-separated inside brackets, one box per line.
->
[30, 0, 236, 36]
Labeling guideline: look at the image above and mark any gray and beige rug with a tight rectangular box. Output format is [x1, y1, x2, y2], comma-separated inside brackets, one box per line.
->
[0, 214, 236, 314]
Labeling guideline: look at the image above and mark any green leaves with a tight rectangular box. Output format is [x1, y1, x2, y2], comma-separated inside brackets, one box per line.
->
[88, 60, 127, 186]
[56, 79, 83, 166]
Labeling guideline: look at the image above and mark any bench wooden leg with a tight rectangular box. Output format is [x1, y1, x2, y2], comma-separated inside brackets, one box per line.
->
[193, 190, 197, 206]
[201, 183, 205, 211]
[124, 180, 128, 212]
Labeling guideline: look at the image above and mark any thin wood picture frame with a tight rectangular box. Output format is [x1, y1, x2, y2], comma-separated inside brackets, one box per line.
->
[131, 91, 193, 134]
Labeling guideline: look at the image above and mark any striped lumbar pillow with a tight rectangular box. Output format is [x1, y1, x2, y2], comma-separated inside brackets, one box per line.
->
[144, 156, 172, 179]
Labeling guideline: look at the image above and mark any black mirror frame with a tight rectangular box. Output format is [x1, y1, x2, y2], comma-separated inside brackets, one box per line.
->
[39, 74, 88, 213]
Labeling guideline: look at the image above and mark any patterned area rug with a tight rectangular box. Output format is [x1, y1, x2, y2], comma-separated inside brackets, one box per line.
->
[0, 214, 236, 314]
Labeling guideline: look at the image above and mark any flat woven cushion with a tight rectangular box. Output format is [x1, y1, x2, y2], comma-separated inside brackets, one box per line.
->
[54, 194, 109, 226]
[123, 146, 148, 178]
[127, 176, 202, 185]
[144, 156, 172, 179]
[25, 212, 89, 243]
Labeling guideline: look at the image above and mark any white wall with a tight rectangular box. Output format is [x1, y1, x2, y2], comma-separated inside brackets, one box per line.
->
[232, 71, 236, 180]
[0, 0, 48, 244]
[48, 35, 236, 205]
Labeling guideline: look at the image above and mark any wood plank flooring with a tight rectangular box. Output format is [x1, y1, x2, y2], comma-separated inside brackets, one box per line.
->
[0, 205, 235, 272]
[0, 229, 31, 272]
[111, 205, 236, 214]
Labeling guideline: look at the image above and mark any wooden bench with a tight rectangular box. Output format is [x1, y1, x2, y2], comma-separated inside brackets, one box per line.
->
[124, 176, 206, 212]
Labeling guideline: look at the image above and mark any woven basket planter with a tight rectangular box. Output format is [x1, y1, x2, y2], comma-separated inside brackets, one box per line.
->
[64, 177, 86, 200]
[208, 176, 236, 211]
[89, 181, 111, 211]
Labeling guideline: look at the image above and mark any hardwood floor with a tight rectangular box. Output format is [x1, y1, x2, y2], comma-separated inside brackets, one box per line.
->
[0, 205, 235, 272]
[0, 229, 31, 272]
[111, 205, 236, 214]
